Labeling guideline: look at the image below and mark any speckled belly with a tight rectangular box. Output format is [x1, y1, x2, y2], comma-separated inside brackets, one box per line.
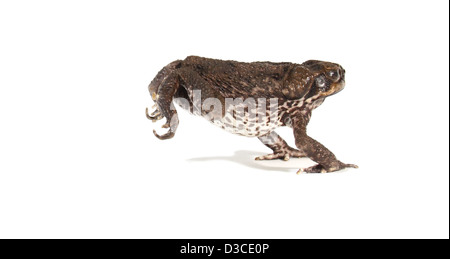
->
[208, 105, 283, 137]
[174, 93, 297, 137]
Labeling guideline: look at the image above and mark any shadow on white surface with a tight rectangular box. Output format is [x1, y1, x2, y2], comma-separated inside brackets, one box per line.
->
[186, 150, 316, 173]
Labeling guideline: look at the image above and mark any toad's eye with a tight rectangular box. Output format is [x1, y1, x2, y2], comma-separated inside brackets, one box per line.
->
[327, 70, 340, 81]
[316, 76, 326, 89]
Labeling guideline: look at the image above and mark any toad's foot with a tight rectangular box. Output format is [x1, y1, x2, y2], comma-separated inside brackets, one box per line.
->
[146, 107, 163, 122]
[297, 162, 358, 174]
[255, 147, 306, 161]
[153, 129, 175, 140]
[152, 113, 179, 140]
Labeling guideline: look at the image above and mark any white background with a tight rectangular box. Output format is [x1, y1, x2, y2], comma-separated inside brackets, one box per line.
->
[0, 0, 448, 239]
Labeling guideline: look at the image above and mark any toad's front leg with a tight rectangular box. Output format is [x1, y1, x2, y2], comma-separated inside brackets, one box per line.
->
[255, 131, 306, 161]
[292, 115, 358, 173]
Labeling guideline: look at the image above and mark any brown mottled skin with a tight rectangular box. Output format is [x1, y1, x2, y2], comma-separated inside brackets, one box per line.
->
[146, 56, 357, 173]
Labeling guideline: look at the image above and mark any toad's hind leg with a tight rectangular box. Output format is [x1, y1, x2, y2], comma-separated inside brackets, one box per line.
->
[147, 60, 182, 138]
[145, 104, 163, 122]
[149, 71, 181, 140]
[148, 65, 223, 140]
[148, 60, 181, 101]
[255, 131, 306, 161]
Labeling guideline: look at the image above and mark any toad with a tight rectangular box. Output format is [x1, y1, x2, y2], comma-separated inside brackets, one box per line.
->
[146, 56, 357, 173]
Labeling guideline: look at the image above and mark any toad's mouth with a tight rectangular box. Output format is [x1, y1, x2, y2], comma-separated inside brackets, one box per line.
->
[321, 79, 345, 97]
[334, 79, 345, 93]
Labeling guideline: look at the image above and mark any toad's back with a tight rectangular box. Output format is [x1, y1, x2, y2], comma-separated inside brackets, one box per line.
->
[180, 56, 296, 99]
[174, 56, 301, 136]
